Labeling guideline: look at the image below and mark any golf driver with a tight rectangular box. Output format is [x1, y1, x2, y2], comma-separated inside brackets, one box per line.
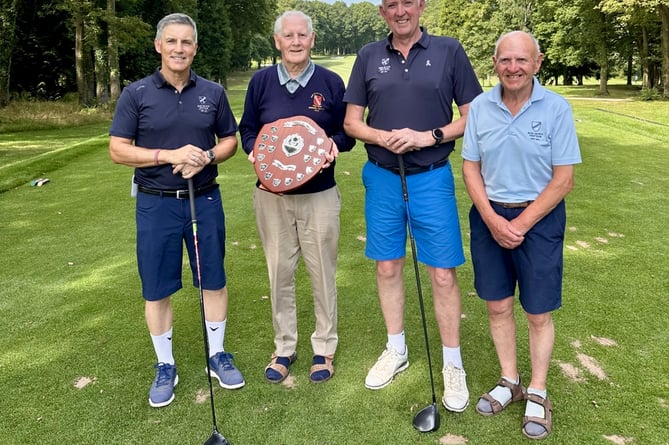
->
[187, 179, 231, 445]
[397, 155, 441, 433]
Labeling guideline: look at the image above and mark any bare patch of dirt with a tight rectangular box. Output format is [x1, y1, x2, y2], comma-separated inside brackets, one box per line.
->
[603, 435, 635, 444]
[73, 376, 96, 389]
[566, 245, 578, 251]
[576, 240, 591, 248]
[571, 340, 582, 349]
[568, 226, 577, 232]
[439, 434, 469, 444]
[281, 374, 297, 389]
[577, 353, 608, 380]
[595, 237, 608, 243]
[607, 232, 625, 238]
[659, 398, 668, 409]
[591, 335, 618, 347]
[356, 235, 366, 242]
[195, 389, 209, 404]
[556, 361, 585, 383]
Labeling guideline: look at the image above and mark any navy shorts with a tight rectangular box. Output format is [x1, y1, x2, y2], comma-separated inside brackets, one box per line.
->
[468, 201, 566, 314]
[362, 161, 465, 269]
[136, 187, 226, 301]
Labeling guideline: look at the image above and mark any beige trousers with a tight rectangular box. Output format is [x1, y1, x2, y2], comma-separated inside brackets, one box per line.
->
[253, 186, 340, 357]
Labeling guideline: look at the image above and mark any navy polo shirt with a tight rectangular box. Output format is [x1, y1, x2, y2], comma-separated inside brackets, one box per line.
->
[110, 69, 238, 190]
[344, 29, 482, 168]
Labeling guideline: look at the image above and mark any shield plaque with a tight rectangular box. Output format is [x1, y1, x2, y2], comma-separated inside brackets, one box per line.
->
[252, 116, 332, 193]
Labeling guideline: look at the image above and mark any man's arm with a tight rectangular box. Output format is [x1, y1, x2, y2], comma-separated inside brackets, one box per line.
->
[511, 164, 575, 235]
[343, 103, 387, 147]
[462, 158, 525, 249]
[109, 135, 231, 179]
[344, 102, 472, 154]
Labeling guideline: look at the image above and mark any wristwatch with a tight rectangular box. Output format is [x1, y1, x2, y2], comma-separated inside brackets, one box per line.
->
[206, 149, 215, 164]
[431, 128, 444, 145]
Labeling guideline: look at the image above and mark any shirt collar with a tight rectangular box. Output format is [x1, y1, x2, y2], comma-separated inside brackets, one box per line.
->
[152, 68, 197, 89]
[277, 60, 314, 89]
[385, 26, 430, 52]
[491, 77, 546, 112]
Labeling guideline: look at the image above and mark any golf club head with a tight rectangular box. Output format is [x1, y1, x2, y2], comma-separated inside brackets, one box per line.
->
[204, 430, 230, 445]
[412, 402, 440, 433]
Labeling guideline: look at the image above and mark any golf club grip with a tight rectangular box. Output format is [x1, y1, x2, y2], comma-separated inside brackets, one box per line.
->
[397, 155, 409, 201]
[187, 178, 197, 223]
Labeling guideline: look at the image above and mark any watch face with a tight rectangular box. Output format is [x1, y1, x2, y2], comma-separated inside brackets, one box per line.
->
[207, 150, 215, 160]
[433, 128, 444, 142]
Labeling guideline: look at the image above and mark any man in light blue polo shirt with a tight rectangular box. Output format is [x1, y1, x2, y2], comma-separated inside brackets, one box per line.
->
[462, 31, 582, 440]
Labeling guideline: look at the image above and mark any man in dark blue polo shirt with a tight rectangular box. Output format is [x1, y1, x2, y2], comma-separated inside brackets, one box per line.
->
[343, 0, 482, 413]
[109, 13, 244, 408]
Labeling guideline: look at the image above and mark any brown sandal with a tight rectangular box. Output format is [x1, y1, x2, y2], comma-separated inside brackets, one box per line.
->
[264, 352, 297, 383]
[476, 377, 526, 416]
[309, 355, 334, 383]
[522, 394, 553, 439]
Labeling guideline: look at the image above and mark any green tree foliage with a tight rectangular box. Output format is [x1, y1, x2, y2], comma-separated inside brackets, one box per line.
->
[0, 0, 18, 106]
[3, 0, 667, 105]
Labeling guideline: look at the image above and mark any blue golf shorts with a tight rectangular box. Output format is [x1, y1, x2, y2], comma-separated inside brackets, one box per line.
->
[362, 160, 465, 269]
[468, 201, 566, 314]
[136, 188, 227, 301]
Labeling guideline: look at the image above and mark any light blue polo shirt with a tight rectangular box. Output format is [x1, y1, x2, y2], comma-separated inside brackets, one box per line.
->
[462, 78, 581, 202]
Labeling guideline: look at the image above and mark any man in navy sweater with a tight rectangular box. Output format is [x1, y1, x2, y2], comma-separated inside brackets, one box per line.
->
[239, 10, 355, 384]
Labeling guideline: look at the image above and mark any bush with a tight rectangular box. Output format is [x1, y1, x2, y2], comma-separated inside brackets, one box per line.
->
[639, 87, 661, 101]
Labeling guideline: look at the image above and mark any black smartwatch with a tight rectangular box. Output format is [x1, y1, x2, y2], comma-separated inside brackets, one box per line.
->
[206, 149, 215, 164]
[431, 128, 444, 145]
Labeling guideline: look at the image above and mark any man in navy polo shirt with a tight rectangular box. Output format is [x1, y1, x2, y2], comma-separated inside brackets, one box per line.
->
[343, 0, 482, 413]
[109, 13, 244, 408]
[239, 10, 355, 385]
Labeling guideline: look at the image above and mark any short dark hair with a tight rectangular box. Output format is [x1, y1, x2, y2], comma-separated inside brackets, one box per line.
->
[156, 13, 198, 43]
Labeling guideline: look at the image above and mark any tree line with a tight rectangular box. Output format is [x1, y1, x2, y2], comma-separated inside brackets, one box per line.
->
[0, 0, 666, 109]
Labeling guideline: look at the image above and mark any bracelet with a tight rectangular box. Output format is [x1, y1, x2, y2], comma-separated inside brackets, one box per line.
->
[153, 149, 161, 166]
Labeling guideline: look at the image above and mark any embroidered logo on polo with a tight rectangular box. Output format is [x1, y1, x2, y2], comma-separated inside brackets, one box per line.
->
[197, 95, 211, 113]
[527, 120, 544, 141]
[309, 92, 325, 112]
[378, 57, 391, 74]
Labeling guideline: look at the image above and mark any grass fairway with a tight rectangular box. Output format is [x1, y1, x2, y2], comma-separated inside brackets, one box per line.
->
[1, 57, 668, 444]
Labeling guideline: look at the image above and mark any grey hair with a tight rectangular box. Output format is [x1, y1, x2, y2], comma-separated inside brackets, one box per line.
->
[156, 13, 198, 43]
[274, 10, 313, 35]
[494, 31, 541, 57]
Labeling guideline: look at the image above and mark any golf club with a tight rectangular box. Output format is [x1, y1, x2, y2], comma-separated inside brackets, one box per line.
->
[397, 155, 441, 433]
[187, 178, 231, 445]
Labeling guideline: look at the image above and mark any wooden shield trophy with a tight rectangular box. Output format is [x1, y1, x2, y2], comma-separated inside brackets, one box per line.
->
[252, 116, 332, 193]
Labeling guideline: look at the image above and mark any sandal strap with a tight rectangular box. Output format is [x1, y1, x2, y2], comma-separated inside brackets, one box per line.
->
[496, 377, 526, 402]
[478, 377, 526, 415]
[265, 353, 296, 376]
[522, 394, 553, 435]
[309, 355, 333, 373]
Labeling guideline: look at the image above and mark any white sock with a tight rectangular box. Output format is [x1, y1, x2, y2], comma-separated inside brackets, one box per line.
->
[488, 375, 518, 407]
[388, 331, 406, 355]
[442, 346, 463, 369]
[206, 319, 226, 357]
[151, 328, 174, 365]
[525, 387, 548, 418]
